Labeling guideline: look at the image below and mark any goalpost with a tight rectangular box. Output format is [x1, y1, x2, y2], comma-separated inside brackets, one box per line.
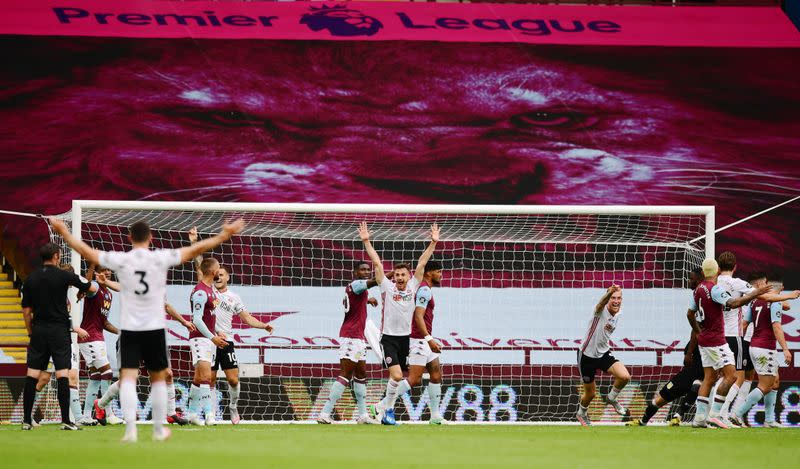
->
[50, 201, 714, 424]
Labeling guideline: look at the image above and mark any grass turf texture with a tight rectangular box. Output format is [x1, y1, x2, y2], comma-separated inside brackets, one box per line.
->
[2, 424, 797, 468]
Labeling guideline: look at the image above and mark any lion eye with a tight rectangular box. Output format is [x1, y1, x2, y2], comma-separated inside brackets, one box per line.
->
[511, 111, 598, 130]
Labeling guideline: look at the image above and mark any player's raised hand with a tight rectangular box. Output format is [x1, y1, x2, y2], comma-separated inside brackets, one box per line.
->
[790, 290, 800, 300]
[221, 218, 245, 237]
[608, 284, 621, 293]
[367, 297, 378, 307]
[96, 272, 107, 285]
[358, 222, 371, 242]
[48, 216, 68, 235]
[264, 323, 274, 334]
[430, 223, 440, 243]
[188, 226, 198, 243]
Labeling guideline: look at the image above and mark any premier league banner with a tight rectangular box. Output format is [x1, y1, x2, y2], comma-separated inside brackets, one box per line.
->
[0, 1, 798, 47]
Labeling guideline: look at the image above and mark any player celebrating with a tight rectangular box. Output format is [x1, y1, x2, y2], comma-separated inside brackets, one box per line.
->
[406, 260, 445, 424]
[317, 258, 379, 424]
[50, 216, 244, 442]
[364, 221, 439, 425]
[185, 257, 228, 426]
[78, 266, 120, 424]
[731, 273, 793, 427]
[688, 258, 770, 429]
[187, 228, 274, 425]
[576, 285, 630, 426]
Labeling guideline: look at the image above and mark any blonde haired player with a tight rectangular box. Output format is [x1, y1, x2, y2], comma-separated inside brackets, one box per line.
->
[576, 285, 629, 426]
[688, 258, 770, 429]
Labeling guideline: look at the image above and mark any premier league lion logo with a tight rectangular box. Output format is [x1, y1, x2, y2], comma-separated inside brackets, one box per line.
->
[300, 5, 383, 37]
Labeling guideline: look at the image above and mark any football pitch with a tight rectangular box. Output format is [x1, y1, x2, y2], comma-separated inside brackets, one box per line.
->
[2, 424, 798, 468]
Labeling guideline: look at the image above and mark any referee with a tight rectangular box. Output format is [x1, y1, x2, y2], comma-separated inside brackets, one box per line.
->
[21, 242, 96, 430]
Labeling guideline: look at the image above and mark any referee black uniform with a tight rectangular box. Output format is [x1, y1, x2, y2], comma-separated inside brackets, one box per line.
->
[21, 243, 92, 429]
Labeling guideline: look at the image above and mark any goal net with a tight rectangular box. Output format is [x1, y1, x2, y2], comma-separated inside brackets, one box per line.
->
[44, 202, 712, 424]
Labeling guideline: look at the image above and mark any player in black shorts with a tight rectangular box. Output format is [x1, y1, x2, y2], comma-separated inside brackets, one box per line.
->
[628, 334, 704, 426]
[21, 242, 95, 431]
[628, 268, 705, 427]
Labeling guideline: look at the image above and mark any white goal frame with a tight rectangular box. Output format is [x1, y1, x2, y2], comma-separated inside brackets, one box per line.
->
[62, 201, 714, 425]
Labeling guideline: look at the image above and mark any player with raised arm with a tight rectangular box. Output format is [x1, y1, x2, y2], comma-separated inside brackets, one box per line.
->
[185, 257, 228, 426]
[731, 273, 794, 427]
[317, 257, 380, 424]
[687, 258, 772, 429]
[576, 285, 630, 426]
[50, 216, 244, 442]
[93, 303, 196, 426]
[407, 260, 445, 424]
[364, 221, 439, 425]
[187, 228, 274, 425]
[77, 265, 120, 425]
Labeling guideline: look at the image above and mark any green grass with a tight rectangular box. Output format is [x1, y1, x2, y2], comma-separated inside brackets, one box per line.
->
[2, 424, 798, 468]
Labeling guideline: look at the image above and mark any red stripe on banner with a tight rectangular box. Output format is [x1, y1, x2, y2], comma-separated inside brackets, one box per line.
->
[0, 1, 797, 47]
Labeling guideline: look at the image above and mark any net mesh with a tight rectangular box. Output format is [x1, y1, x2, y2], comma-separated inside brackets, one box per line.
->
[46, 204, 707, 424]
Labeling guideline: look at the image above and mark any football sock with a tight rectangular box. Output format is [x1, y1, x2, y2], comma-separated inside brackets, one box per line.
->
[578, 403, 589, 414]
[84, 378, 101, 418]
[229, 382, 241, 410]
[199, 384, 212, 419]
[732, 381, 751, 414]
[321, 377, 348, 416]
[381, 379, 400, 409]
[720, 383, 738, 419]
[59, 378, 73, 424]
[764, 390, 777, 423]
[99, 375, 111, 395]
[428, 383, 442, 420]
[709, 394, 725, 418]
[166, 381, 177, 415]
[208, 385, 217, 419]
[607, 386, 622, 403]
[187, 384, 201, 416]
[119, 378, 138, 436]
[391, 379, 412, 407]
[99, 380, 120, 409]
[641, 399, 659, 424]
[23, 376, 37, 424]
[150, 381, 167, 433]
[693, 396, 709, 423]
[69, 385, 82, 421]
[353, 378, 367, 418]
[737, 387, 764, 417]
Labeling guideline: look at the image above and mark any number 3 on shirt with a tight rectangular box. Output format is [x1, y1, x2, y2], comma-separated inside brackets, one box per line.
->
[134, 270, 149, 295]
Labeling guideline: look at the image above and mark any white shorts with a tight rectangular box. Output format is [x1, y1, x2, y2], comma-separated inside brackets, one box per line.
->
[338, 338, 367, 363]
[750, 346, 779, 376]
[408, 338, 440, 367]
[79, 341, 110, 369]
[48, 342, 79, 372]
[190, 337, 216, 365]
[699, 344, 735, 371]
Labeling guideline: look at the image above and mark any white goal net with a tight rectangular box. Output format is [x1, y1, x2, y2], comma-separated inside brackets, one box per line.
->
[45, 202, 712, 424]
